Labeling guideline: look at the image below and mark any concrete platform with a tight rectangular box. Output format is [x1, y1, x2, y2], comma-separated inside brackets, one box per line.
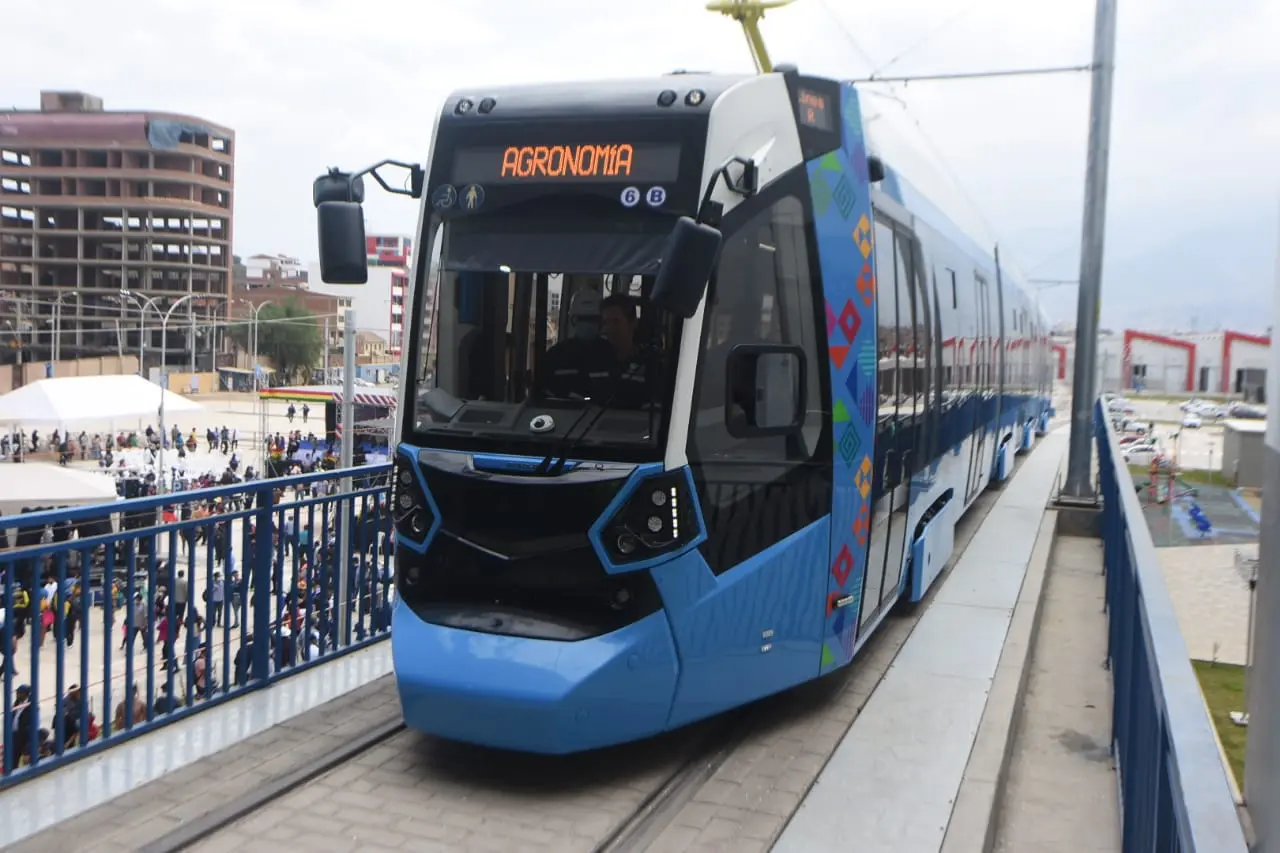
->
[991, 535, 1122, 852]
[773, 430, 1069, 853]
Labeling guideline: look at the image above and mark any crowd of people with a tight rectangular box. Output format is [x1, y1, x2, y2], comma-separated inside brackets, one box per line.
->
[0, 477, 395, 772]
[0, 404, 396, 774]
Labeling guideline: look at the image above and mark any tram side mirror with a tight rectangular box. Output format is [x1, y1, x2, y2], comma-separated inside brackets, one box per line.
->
[726, 344, 807, 437]
[868, 155, 886, 183]
[314, 172, 368, 284]
[651, 216, 721, 319]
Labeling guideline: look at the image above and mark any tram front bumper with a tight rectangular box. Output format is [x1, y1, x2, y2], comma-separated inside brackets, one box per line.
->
[391, 600, 680, 753]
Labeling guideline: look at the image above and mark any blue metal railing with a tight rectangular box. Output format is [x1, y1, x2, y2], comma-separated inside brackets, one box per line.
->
[0, 464, 393, 788]
[1095, 401, 1248, 851]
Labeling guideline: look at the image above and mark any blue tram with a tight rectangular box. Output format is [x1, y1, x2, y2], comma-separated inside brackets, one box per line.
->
[312, 68, 1052, 754]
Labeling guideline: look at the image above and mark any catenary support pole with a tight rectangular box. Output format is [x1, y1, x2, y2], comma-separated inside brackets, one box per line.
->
[1062, 0, 1118, 499]
[1245, 193, 1280, 849]
[336, 308, 356, 644]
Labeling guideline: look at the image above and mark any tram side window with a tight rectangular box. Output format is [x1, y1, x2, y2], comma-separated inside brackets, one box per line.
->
[874, 221, 898, 416]
[688, 194, 822, 464]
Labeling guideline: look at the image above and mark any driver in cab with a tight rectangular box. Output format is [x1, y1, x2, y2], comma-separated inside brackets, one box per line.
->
[541, 292, 650, 409]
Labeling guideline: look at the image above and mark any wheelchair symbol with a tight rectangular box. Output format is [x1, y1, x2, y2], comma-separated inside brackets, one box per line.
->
[620, 186, 640, 208]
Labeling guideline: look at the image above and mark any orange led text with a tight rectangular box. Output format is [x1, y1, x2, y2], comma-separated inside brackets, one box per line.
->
[500, 144, 635, 179]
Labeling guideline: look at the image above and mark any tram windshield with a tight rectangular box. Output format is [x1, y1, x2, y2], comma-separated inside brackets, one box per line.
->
[408, 201, 685, 463]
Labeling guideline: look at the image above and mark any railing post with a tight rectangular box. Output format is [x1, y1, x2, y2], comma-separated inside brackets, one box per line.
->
[251, 484, 275, 681]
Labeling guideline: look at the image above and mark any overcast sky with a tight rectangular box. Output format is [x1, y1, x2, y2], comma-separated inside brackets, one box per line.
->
[3, 0, 1277, 330]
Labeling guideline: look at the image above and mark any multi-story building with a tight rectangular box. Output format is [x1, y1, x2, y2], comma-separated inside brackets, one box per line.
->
[0, 91, 235, 374]
[243, 253, 307, 289]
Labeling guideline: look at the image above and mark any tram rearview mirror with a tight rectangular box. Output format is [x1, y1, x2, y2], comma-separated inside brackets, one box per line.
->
[651, 216, 721, 320]
[316, 202, 368, 284]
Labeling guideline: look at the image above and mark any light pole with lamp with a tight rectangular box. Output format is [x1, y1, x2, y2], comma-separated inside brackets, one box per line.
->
[51, 291, 80, 369]
[235, 298, 273, 390]
[157, 293, 197, 493]
[251, 301, 273, 391]
[119, 290, 162, 378]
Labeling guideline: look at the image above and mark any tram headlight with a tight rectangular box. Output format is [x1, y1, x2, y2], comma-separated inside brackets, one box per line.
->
[600, 471, 700, 565]
[391, 453, 434, 546]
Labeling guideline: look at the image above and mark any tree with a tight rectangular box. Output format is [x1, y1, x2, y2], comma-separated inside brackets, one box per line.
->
[230, 298, 323, 384]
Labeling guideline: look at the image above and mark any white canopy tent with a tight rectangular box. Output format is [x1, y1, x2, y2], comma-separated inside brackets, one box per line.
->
[0, 375, 203, 425]
[0, 463, 120, 517]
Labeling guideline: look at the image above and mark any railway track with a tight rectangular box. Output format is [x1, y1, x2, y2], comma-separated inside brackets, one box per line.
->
[106, 450, 1030, 853]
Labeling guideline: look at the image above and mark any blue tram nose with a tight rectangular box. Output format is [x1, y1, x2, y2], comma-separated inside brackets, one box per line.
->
[392, 602, 680, 753]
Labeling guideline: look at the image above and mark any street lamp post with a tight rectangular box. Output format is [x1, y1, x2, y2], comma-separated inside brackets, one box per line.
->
[157, 293, 197, 493]
[237, 298, 273, 391]
[252, 301, 272, 391]
[120, 290, 162, 378]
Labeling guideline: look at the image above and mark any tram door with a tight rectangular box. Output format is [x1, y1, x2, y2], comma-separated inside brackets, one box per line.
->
[964, 274, 991, 503]
[860, 218, 918, 631]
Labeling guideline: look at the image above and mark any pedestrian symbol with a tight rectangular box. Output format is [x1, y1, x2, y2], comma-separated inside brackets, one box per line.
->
[620, 186, 641, 208]
[461, 184, 485, 211]
[645, 186, 666, 207]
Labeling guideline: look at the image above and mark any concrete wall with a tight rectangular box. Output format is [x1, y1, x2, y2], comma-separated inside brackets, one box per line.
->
[162, 371, 221, 395]
[1128, 336, 1194, 393]
[0, 355, 140, 393]
[1221, 423, 1266, 488]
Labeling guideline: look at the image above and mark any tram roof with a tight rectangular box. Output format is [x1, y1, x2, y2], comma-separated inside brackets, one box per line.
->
[440, 74, 750, 121]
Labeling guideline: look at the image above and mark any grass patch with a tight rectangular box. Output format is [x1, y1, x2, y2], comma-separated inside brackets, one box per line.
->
[1126, 465, 1235, 489]
[1178, 468, 1235, 488]
[1192, 659, 1247, 788]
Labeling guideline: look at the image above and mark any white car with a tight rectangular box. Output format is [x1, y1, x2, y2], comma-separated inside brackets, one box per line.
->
[1181, 414, 1202, 428]
[1124, 445, 1161, 466]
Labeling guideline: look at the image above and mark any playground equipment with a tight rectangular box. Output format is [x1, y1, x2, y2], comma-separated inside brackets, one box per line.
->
[1185, 501, 1214, 537]
[1141, 457, 1198, 506]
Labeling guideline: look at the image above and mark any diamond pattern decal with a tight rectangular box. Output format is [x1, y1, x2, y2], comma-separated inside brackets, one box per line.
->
[856, 455, 874, 499]
[808, 89, 877, 675]
[853, 502, 870, 546]
[838, 422, 861, 466]
[830, 544, 853, 585]
[832, 173, 856, 220]
[844, 353, 861, 405]
[837, 299, 861, 344]
[857, 261, 875, 308]
[853, 214, 873, 259]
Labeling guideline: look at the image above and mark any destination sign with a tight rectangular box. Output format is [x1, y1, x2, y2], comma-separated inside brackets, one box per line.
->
[796, 88, 833, 132]
[452, 142, 682, 185]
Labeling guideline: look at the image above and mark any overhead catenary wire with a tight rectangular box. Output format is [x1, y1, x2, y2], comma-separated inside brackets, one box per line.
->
[813, 0, 1090, 279]
[867, 3, 979, 77]
[850, 64, 1093, 84]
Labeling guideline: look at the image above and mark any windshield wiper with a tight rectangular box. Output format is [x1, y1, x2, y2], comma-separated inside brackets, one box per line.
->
[534, 352, 653, 476]
[533, 387, 621, 476]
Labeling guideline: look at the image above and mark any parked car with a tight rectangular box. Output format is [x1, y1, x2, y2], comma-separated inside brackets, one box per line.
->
[1181, 413, 1202, 428]
[1124, 444, 1161, 466]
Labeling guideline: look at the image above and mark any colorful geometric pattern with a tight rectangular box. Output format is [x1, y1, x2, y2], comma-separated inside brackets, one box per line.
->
[812, 84, 880, 673]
